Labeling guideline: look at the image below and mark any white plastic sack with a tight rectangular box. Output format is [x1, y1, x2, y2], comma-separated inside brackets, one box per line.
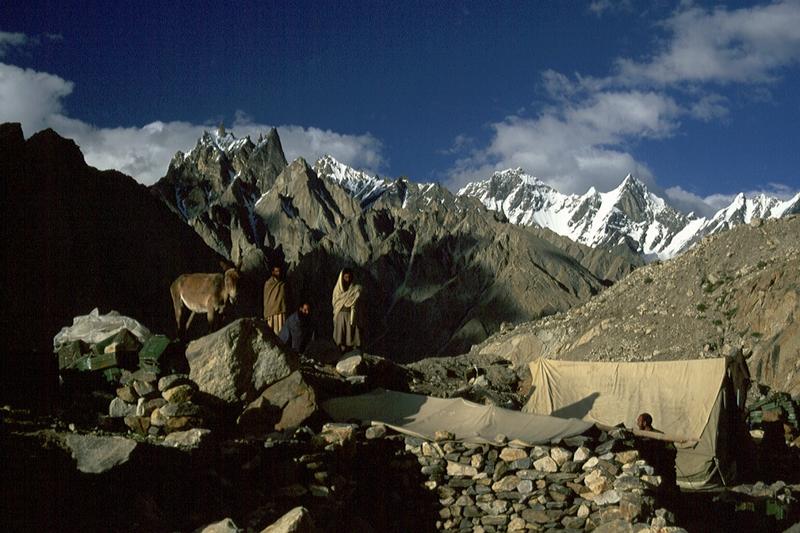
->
[53, 308, 152, 351]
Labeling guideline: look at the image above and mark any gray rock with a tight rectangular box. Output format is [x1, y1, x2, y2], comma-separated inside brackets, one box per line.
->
[365, 424, 387, 439]
[561, 516, 586, 529]
[533, 456, 558, 473]
[160, 401, 202, 417]
[187, 318, 298, 403]
[135, 397, 149, 416]
[132, 369, 158, 383]
[480, 515, 507, 526]
[165, 415, 204, 434]
[142, 398, 167, 416]
[591, 519, 635, 533]
[560, 460, 581, 473]
[573, 446, 592, 463]
[335, 354, 364, 377]
[108, 397, 136, 418]
[521, 508, 553, 524]
[619, 492, 644, 521]
[510, 457, 532, 470]
[491, 475, 520, 492]
[492, 460, 509, 480]
[133, 380, 157, 398]
[164, 428, 212, 449]
[614, 475, 644, 492]
[64, 434, 137, 474]
[116, 385, 137, 403]
[516, 479, 534, 494]
[517, 469, 547, 480]
[462, 505, 482, 517]
[447, 461, 478, 477]
[158, 373, 191, 392]
[124, 415, 150, 435]
[194, 518, 241, 533]
[238, 370, 319, 435]
[150, 407, 167, 426]
[590, 489, 621, 506]
[550, 446, 572, 465]
[499, 447, 527, 462]
[163, 384, 196, 404]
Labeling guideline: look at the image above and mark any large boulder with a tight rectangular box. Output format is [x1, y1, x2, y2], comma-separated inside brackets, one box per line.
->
[186, 318, 298, 403]
[260, 506, 316, 533]
[63, 434, 138, 474]
[194, 518, 242, 533]
[238, 370, 320, 435]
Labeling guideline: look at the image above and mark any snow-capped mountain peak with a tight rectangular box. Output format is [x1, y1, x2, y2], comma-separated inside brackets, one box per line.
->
[312, 155, 392, 208]
[196, 128, 251, 155]
[459, 167, 799, 260]
[459, 170, 691, 259]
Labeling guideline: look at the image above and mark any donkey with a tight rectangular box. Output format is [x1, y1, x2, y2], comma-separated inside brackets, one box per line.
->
[170, 263, 240, 338]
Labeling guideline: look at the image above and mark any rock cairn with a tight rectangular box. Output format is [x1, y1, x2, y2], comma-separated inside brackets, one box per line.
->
[107, 371, 207, 437]
[400, 428, 685, 532]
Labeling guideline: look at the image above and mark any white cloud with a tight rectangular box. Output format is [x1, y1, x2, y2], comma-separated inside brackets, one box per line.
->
[0, 31, 27, 56]
[447, 90, 677, 193]
[438, 134, 475, 156]
[663, 186, 719, 217]
[0, 30, 63, 56]
[665, 182, 800, 218]
[0, 62, 386, 185]
[0, 63, 73, 133]
[588, 0, 632, 17]
[615, 1, 800, 86]
[588, 1, 613, 16]
[689, 93, 729, 122]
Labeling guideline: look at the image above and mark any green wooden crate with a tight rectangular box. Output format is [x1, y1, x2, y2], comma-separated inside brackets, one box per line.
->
[88, 352, 119, 371]
[139, 335, 171, 363]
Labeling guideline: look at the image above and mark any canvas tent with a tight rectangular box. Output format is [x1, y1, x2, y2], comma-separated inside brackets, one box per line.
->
[322, 389, 593, 445]
[524, 358, 747, 488]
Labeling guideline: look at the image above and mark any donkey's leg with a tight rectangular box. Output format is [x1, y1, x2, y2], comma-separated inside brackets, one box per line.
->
[170, 281, 184, 338]
[185, 311, 197, 333]
[206, 308, 216, 333]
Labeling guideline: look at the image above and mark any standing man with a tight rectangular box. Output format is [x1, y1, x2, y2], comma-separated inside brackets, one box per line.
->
[332, 268, 362, 353]
[279, 302, 314, 353]
[263, 265, 287, 336]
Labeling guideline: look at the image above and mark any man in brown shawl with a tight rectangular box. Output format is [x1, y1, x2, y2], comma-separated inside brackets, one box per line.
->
[263, 265, 287, 335]
[332, 268, 362, 352]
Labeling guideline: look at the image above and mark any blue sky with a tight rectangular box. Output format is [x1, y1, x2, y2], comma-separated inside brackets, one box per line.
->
[1, 1, 798, 216]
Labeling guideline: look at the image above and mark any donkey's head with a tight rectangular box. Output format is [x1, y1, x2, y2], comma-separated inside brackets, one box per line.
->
[223, 268, 240, 304]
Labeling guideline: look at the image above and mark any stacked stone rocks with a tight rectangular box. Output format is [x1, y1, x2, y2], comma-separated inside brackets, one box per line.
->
[107, 371, 207, 437]
[403, 429, 686, 532]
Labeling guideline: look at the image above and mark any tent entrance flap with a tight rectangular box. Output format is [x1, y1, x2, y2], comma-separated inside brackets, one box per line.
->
[322, 389, 593, 444]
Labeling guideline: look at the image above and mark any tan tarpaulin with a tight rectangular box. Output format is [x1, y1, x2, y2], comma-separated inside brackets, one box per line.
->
[524, 358, 733, 487]
[322, 389, 593, 445]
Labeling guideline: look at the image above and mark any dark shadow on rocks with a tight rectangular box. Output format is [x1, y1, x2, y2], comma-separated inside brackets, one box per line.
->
[288, 232, 534, 364]
[1, 430, 226, 533]
[345, 436, 441, 532]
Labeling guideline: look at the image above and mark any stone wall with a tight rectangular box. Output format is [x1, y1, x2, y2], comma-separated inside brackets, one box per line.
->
[398, 427, 686, 532]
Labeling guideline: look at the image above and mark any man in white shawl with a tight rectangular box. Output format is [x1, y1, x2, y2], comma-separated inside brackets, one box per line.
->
[332, 268, 362, 352]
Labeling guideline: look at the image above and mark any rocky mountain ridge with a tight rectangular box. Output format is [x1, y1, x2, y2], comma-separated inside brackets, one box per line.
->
[458, 168, 800, 261]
